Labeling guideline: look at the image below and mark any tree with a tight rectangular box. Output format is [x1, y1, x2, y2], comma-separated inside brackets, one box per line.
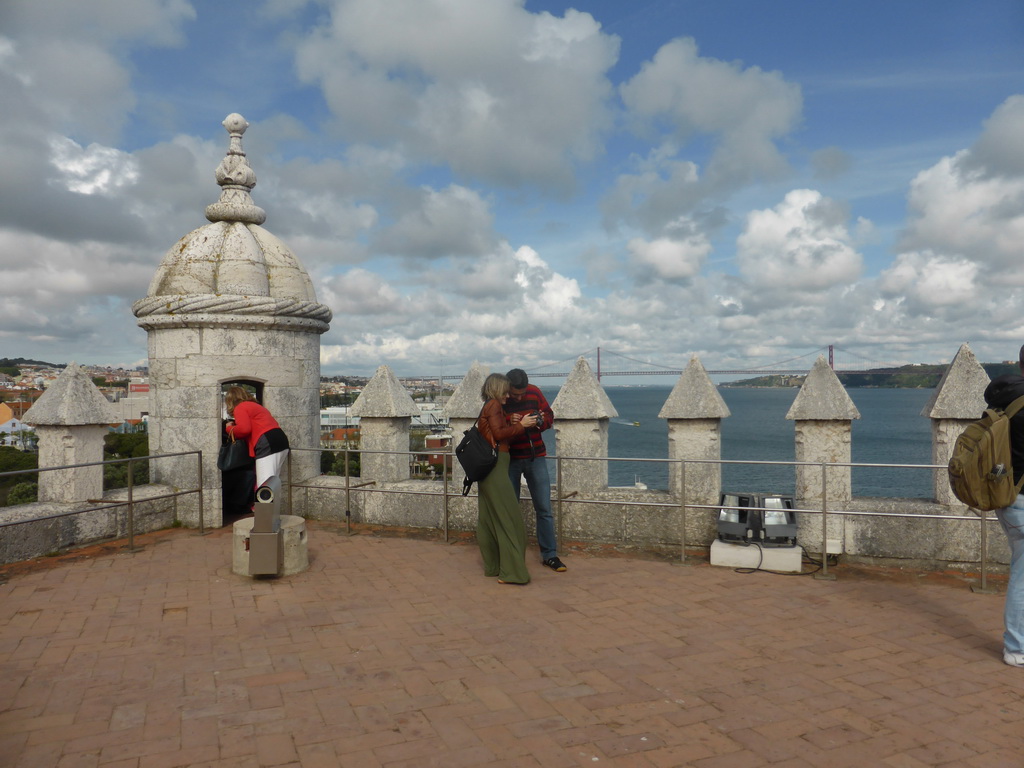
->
[104, 432, 150, 489]
[7, 482, 37, 505]
[0, 446, 38, 506]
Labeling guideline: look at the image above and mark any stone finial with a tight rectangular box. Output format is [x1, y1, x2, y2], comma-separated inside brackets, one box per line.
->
[659, 356, 731, 419]
[204, 113, 267, 226]
[350, 365, 420, 417]
[443, 362, 490, 419]
[552, 357, 617, 419]
[786, 356, 860, 421]
[921, 343, 989, 419]
[23, 362, 119, 426]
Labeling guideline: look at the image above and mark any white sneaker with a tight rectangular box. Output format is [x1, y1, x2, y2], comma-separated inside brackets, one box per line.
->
[1003, 650, 1024, 667]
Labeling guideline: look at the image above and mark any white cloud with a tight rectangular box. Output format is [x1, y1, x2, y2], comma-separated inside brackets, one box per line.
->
[373, 185, 496, 260]
[627, 234, 709, 281]
[294, 0, 618, 191]
[879, 252, 980, 312]
[620, 37, 801, 191]
[49, 136, 140, 195]
[899, 159, 1024, 276]
[736, 189, 863, 292]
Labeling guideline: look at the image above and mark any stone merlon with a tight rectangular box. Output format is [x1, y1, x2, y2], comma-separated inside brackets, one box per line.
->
[23, 362, 119, 426]
[786, 355, 860, 421]
[921, 342, 989, 419]
[350, 365, 421, 418]
[658, 356, 730, 419]
[551, 357, 617, 419]
[443, 362, 489, 419]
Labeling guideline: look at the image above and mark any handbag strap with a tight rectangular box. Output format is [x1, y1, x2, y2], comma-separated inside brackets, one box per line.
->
[476, 402, 497, 449]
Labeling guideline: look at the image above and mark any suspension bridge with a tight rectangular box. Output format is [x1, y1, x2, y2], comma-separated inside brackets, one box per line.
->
[421, 345, 936, 382]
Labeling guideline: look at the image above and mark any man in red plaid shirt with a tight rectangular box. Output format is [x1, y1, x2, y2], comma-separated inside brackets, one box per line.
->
[502, 368, 565, 572]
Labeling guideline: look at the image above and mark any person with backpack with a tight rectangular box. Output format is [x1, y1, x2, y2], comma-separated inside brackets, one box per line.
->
[475, 373, 540, 585]
[503, 368, 565, 572]
[983, 345, 1024, 668]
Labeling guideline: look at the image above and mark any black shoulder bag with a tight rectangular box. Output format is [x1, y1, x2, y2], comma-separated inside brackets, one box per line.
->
[455, 405, 499, 496]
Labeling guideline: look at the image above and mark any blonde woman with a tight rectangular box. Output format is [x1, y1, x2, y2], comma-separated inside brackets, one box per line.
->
[476, 373, 540, 584]
[224, 386, 290, 488]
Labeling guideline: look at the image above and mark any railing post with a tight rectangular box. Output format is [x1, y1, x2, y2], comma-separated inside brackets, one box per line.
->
[127, 457, 136, 552]
[677, 459, 689, 565]
[556, 455, 563, 546]
[344, 447, 352, 536]
[197, 450, 205, 536]
[815, 461, 836, 581]
[287, 450, 294, 517]
[442, 448, 450, 543]
[972, 508, 997, 594]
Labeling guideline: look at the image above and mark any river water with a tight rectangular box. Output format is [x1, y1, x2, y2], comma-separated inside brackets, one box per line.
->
[538, 386, 937, 498]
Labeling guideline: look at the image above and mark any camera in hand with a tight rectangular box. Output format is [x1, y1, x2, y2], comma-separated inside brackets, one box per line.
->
[529, 411, 543, 427]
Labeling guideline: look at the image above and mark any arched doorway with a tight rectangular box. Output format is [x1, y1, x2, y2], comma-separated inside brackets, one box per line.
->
[219, 379, 264, 525]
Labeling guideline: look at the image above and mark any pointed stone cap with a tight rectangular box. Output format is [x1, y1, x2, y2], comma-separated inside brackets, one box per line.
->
[786, 356, 860, 421]
[658, 356, 731, 419]
[551, 357, 618, 419]
[23, 362, 119, 426]
[443, 362, 490, 419]
[350, 365, 420, 418]
[921, 343, 989, 419]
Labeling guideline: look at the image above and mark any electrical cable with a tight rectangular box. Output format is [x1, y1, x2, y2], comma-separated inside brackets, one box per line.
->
[729, 541, 836, 576]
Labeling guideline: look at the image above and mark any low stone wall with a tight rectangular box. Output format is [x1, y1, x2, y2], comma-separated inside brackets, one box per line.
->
[0, 485, 179, 565]
[296, 477, 1011, 572]
[1, 475, 1010, 573]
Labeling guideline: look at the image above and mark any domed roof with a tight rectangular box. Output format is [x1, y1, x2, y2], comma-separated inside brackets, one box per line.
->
[133, 114, 331, 332]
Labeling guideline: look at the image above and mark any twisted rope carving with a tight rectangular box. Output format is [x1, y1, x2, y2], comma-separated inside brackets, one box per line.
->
[133, 294, 332, 322]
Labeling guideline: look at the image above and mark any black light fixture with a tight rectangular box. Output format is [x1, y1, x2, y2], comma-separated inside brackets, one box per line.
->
[717, 493, 759, 544]
[717, 493, 797, 547]
[760, 495, 797, 547]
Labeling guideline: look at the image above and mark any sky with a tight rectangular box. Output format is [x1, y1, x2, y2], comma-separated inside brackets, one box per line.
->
[1, 0, 1023, 383]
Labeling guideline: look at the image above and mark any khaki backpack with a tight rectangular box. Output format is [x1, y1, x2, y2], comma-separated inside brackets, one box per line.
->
[948, 394, 1024, 511]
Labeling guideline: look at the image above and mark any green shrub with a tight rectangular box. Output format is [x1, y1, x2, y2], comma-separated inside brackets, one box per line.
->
[7, 482, 37, 505]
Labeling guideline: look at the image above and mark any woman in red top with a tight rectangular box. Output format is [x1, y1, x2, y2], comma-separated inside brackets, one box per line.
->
[476, 373, 539, 584]
[224, 386, 290, 488]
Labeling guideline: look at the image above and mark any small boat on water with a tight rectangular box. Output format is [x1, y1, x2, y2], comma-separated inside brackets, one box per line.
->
[632, 421, 640, 427]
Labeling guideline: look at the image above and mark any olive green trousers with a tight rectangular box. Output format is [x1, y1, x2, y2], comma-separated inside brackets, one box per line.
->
[476, 451, 530, 584]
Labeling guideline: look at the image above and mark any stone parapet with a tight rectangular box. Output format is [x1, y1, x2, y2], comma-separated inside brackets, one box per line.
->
[787, 356, 859, 505]
[24, 363, 120, 504]
[0, 485, 177, 565]
[351, 365, 420, 483]
[551, 357, 616, 494]
[659, 357, 730, 506]
[443, 363, 489, 492]
[923, 343, 990, 504]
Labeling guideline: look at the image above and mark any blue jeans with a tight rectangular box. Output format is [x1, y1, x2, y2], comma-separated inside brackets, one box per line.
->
[508, 456, 557, 561]
[996, 495, 1024, 654]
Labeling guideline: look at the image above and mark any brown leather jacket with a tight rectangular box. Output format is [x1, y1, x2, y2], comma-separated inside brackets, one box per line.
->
[478, 398, 524, 452]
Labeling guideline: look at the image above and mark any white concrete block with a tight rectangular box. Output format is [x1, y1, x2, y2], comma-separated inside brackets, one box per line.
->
[710, 539, 803, 573]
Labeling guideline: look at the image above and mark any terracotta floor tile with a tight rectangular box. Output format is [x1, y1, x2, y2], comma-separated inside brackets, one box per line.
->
[0, 524, 1022, 768]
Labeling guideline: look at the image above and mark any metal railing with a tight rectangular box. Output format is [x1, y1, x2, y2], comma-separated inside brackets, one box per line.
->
[0, 451, 205, 551]
[5, 444, 998, 587]
[287, 446, 1003, 590]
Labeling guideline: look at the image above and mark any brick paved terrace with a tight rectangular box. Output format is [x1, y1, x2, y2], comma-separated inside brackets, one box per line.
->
[1, 522, 1022, 767]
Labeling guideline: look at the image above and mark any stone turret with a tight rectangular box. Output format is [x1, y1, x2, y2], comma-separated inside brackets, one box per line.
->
[923, 343, 989, 505]
[551, 357, 617, 494]
[444, 362, 490, 493]
[350, 365, 420, 482]
[659, 356, 730, 507]
[23, 363, 119, 503]
[132, 114, 332, 525]
[787, 356, 860, 504]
